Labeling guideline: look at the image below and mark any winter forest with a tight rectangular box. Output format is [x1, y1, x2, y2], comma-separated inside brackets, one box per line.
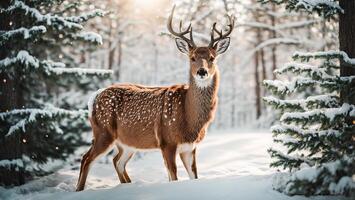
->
[0, 0, 354, 199]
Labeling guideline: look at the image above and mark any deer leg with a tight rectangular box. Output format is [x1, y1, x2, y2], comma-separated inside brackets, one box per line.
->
[115, 146, 134, 183]
[76, 135, 113, 191]
[179, 148, 197, 179]
[113, 146, 125, 183]
[161, 145, 178, 181]
[192, 149, 198, 179]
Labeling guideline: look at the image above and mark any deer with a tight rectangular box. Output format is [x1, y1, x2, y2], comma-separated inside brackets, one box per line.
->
[76, 6, 234, 191]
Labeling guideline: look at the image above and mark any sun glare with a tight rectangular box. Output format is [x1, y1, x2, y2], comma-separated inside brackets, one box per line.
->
[133, 0, 169, 14]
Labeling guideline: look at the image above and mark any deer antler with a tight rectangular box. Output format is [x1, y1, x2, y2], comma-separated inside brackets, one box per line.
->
[167, 5, 196, 48]
[208, 15, 235, 48]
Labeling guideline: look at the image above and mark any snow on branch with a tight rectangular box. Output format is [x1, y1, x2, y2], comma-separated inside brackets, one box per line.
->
[259, 0, 343, 18]
[0, 26, 46, 46]
[263, 94, 339, 111]
[287, 157, 355, 195]
[0, 50, 113, 76]
[293, 50, 355, 67]
[65, 9, 106, 23]
[268, 148, 315, 169]
[0, 159, 24, 169]
[280, 103, 354, 125]
[2, 0, 82, 30]
[263, 76, 355, 95]
[74, 32, 103, 45]
[275, 62, 334, 79]
[271, 124, 341, 137]
[0, 105, 88, 137]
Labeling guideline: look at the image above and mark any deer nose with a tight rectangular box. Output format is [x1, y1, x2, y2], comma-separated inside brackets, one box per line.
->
[197, 68, 208, 77]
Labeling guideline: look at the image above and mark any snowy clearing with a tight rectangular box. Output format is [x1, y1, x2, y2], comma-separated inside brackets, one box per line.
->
[0, 131, 349, 200]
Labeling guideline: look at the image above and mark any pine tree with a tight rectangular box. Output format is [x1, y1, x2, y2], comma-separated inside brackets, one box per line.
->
[0, 0, 112, 186]
[262, 0, 355, 196]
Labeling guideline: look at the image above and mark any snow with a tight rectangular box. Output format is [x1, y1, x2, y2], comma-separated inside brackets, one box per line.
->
[293, 50, 355, 66]
[0, 159, 24, 169]
[280, 103, 353, 123]
[0, 50, 113, 76]
[76, 32, 103, 45]
[275, 62, 333, 79]
[0, 26, 46, 45]
[3, 0, 82, 29]
[0, 131, 349, 200]
[65, 9, 106, 23]
[0, 105, 88, 137]
[294, 0, 343, 14]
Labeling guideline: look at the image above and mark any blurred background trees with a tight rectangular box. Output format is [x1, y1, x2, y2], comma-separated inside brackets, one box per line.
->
[1, 0, 351, 191]
[78, 0, 337, 129]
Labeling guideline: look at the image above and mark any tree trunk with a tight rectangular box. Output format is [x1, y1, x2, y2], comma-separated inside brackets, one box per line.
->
[108, 20, 115, 70]
[271, 3, 277, 80]
[116, 36, 122, 80]
[339, 0, 355, 124]
[339, 0, 355, 104]
[254, 48, 261, 119]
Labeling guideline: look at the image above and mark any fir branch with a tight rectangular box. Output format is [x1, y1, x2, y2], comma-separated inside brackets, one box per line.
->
[73, 31, 103, 45]
[0, 26, 46, 46]
[268, 148, 315, 170]
[2, 0, 83, 30]
[259, 0, 343, 18]
[0, 105, 88, 137]
[285, 157, 355, 196]
[263, 94, 339, 111]
[64, 9, 106, 23]
[293, 50, 355, 67]
[275, 62, 334, 79]
[0, 159, 24, 169]
[263, 76, 355, 95]
[0, 50, 113, 76]
[280, 103, 354, 125]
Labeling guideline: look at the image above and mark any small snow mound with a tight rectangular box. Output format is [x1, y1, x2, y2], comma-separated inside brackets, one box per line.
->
[88, 88, 105, 117]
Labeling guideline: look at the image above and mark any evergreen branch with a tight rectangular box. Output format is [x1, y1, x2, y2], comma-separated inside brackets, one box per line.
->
[0, 50, 113, 76]
[272, 124, 341, 137]
[0, 105, 88, 137]
[293, 50, 355, 67]
[64, 9, 106, 23]
[272, 124, 343, 156]
[0, 159, 24, 169]
[72, 31, 103, 45]
[275, 62, 334, 79]
[285, 157, 355, 196]
[263, 76, 351, 95]
[280, 103, 354, 125]
[268, 148, 315, 170]
[0, 26, 46, 46]
[259, 0, 343, 18]
[1, 0, 83, 30]
[263, 94, 339, 111]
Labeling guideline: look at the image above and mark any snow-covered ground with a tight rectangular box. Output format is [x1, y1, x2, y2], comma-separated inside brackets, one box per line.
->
[0, 131, 350, 200]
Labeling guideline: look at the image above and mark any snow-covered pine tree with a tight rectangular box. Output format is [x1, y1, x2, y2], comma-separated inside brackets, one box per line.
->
[0, 0, 112, 186]
[262, 0, 355, 196]
[264, 51, 355, 195]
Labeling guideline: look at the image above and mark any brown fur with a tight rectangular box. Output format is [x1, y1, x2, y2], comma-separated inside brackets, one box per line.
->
[76, 47, 221, 191]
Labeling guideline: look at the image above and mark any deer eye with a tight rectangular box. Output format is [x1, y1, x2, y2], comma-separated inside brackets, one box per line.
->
[209, 56, 215, 62]
[191, 56, 196, 62]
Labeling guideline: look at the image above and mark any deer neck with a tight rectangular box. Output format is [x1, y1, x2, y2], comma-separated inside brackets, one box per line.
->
[185, 69, 219, 133]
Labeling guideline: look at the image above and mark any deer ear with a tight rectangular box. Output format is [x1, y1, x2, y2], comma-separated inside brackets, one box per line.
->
[213, 37, 230, 55]
[175, 38, 190, 55]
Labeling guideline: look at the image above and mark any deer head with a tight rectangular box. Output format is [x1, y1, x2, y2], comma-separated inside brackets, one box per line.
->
[167, 6, 235, 88]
